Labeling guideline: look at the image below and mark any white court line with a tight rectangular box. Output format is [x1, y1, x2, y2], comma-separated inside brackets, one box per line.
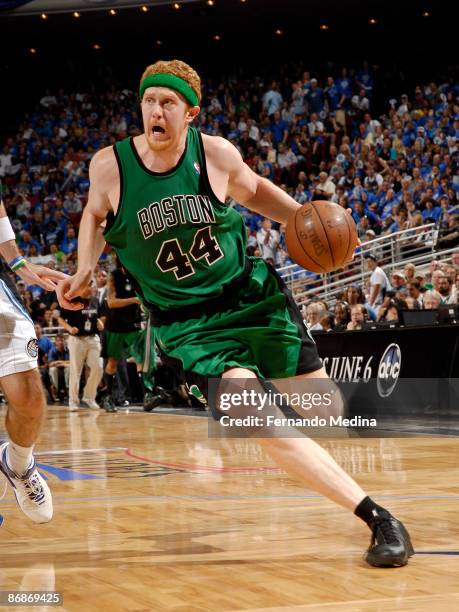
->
[35, 447, 128, 456]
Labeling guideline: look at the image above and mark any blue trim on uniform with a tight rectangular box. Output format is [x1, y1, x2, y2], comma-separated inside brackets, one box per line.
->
[0, 278, 34, 325]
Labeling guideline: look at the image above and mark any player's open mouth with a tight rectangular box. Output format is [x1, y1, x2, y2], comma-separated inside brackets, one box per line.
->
[152, 126, 166, 134]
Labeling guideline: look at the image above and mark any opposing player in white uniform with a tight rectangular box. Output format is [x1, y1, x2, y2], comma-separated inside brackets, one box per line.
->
[0, 202, 67, 523]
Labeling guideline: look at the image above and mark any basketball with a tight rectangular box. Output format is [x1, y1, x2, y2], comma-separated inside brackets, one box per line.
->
[285, 201, 358, 273]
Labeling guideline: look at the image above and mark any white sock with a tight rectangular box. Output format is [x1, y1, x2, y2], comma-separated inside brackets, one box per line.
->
[6, 442, 34, 476]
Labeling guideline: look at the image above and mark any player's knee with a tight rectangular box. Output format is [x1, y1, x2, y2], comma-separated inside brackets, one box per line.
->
[222, 367, 257, 379]
[5, 369, 46, 416]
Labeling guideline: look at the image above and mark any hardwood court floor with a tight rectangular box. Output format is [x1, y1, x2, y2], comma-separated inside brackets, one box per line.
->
[0, 405, 458, 612]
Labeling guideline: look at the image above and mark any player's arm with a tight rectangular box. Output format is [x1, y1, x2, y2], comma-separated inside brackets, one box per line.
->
[75, 148, 115, 275]
[106, 274, 140, 309]
[207, 137, 300, 224]
[0, 201, 68, 290]
[56, 147, 118, 310]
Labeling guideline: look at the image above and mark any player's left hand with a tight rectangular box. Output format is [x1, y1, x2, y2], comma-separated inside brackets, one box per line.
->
[16, 263, 70, 292]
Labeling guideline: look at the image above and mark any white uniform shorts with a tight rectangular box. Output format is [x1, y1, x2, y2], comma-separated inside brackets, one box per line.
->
[0, 277, 38, 379]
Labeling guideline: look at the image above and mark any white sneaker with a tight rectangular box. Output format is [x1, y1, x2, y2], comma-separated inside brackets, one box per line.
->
[82, 398, 100, 410]
[0, 442, 53, 523]
[69, 402, 80, 412]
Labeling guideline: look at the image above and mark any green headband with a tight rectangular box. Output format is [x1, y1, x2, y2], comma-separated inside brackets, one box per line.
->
[139, 73, 199, 107]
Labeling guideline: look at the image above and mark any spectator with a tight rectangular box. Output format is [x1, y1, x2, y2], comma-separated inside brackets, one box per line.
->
[404, 263, 416, 283]
[63, 190, 83, 216]
[256, 218, 280, 264]
[304, 302, 325, 331]
[390, 271, 407, 295]
[48, 334, 70, 400]
[58, 292, 104, 411]
[333, 301, 350, 331]
[347, 305, 368, 331]
[423, 290, 442, 310]
[437, 276, 456, 304]
[61, 227, 78, 255]
[262, 82, 283, 117]
[377, 299, 402, 324]
[365, 254, 391, 308]
[406, 281, 423, 308]
[19, 231, 42, 256]
[312, 172, 336, 201]
[320, 313, 334, 332]
[34, 323, 53, 355]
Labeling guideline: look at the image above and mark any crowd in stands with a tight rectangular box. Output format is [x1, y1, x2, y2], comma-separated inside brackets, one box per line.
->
[302, 254, 459, 333]
[0, 62, 458, 355]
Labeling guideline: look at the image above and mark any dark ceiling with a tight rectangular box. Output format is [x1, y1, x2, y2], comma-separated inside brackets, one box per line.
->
[0, 0, 454, 121]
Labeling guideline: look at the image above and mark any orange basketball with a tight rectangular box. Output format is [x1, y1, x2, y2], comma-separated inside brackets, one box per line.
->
[285, 201, 358, 273]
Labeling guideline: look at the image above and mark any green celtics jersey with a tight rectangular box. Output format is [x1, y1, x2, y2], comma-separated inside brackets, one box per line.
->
[104, 127, 246, 310]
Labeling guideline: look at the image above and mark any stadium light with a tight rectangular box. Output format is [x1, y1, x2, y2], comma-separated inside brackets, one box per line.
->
[320, 24, 329, 30]
[40, 13, 47, 20]
[73, 11, 81, 18]
[109, 9, 117, 16]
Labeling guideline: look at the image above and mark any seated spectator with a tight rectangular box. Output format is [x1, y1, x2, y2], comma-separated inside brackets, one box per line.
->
[345, 284, 376, 320]
[377, 298, 406, 324]
[63, 189, 83, 217]
[390, 271, 407, 294]
[19, 230, 42, 256]
[333, 301, 350, 331]
[320, 313, 334, 332]
[49, 243, 67, 266]
[48, 334, 70, 401]
[256, 218, 280, 264]
[61, 227, 78, 255]
[437, 276, 456, 304]
[346, 304, 368, 331]
[437, 215, 459, 249]
[451, 251, 459, 271]
[34, 323, 53, 355]
[406, 281, 423, 308]
[42, 308, 61, 330]
[312, 171, 336, 201]
[422, 199, 442, 223]
[404, 263, 416, 282]
[304, 302, 325, 331]
[356, 215, 371, 239]
[423, 290, 442, 310]
[427, 269, 446, 292]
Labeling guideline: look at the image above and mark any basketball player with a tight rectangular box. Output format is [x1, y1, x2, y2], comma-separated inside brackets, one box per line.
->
[0, 202, 66, 522]
[56, 60, 413, 566]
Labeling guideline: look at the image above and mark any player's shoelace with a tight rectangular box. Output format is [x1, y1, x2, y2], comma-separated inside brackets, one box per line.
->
[21, 471, 46, 505]
[372, 516, 399, 545]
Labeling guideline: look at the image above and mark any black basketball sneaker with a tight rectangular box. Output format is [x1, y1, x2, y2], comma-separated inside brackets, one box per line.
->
[366, 510, 414, 567]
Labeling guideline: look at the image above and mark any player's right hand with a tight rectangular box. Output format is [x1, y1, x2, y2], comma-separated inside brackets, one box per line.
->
[56, 269, 92, 310]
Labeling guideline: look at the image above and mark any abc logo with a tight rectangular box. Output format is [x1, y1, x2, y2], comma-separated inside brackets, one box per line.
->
[377, 343, 402, 398]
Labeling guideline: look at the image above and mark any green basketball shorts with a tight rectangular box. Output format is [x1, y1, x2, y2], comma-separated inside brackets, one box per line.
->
[105, 329, 143, 362]
[153, 257, 322, 388]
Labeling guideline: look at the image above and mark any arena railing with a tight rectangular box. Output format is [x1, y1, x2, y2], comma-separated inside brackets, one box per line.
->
[276, 223, 454, 306]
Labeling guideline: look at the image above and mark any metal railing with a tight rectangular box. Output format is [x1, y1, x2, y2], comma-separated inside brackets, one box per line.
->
[277, 223, 453, 306]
